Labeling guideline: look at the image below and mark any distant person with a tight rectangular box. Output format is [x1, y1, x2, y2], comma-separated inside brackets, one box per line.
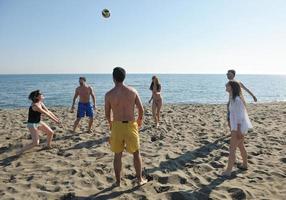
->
[71, 77, 96, 133]
[226, 69, 257, 127]
[222, 80, 252, 177]
[148, 76, 163, 128]
[17, 90, 60, 155]
[105, 67, 147, 186]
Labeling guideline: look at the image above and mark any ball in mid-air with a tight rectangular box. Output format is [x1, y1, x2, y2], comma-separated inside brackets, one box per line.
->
[102, 9, 110, 18]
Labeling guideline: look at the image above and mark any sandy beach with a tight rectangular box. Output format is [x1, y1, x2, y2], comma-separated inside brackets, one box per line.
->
[0, 103, 285, 199]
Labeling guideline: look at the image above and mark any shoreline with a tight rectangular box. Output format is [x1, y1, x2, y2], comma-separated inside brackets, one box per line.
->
[0, 101, 285, 110]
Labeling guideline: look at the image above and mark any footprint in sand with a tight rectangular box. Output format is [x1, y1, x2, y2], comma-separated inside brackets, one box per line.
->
[57, 150, 73, 157]
[210, 161, 225, 169]
[227, 188, 246, 200]
[0, 190, 4, 198]
[106, 176, 114, 183]
[168, 174, 187, 185]
[26, 175, 34, 181]
[87, 170, 95, 178]
[280, 157, 286, 164]
[166, 191, 190, 200]
[94, 168, 104, 175]
[154, 185, 171, 193]
[57, 169, 77, 176]
[151, 135, 159, 142]
[60, 192, 76, 200]
[7, 186, 17, 194]
[125, 174, 136, 180]
[157, 176, 168, 184]
[193, 164, 213, 174]
[36, 184, 48, 191]
[14, 161, 21, 167]
[0, 146, 9, 154]
[270, 171, 286, 178]
[220, 151, 229, 157]
[9, 175, 16, 183]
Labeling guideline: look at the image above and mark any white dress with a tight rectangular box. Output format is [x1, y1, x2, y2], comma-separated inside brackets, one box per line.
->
[229, 96, 253, 134]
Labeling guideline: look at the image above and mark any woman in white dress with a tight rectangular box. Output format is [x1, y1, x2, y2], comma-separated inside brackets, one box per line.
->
[222, 80, 253, 177]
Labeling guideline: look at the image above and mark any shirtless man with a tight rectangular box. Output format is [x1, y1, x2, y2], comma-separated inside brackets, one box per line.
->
[105, 67, 147, 186]
[71, 77, 96, 133]
[226, 69, 257, 127]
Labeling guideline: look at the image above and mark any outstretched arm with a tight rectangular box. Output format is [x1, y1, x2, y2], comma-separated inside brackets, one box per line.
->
[240, 82, 257, 102]
[34, 104, 59, 123]
[41, 103, 58, 120]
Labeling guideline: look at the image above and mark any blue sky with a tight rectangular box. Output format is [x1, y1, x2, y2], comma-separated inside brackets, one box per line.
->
[0, 0, 285, 74]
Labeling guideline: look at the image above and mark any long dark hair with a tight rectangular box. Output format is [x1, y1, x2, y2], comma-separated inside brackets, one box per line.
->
[227, 81, 246, 106]
[149, 76, 161, 92]
[28, 90, 41, 103]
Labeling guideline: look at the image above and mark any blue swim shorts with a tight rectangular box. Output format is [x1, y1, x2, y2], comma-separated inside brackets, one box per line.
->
[77, 102, 94, 118]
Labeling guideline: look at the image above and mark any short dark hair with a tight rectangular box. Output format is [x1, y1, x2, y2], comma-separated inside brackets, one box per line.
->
[79, 77, 86, 82]
[28, 90, 41, 103]
[228, 69, 236, 76]
[113, 67, 126, 82]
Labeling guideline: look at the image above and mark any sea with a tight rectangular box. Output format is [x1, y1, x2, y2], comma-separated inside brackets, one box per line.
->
[0, 74, 285, 108]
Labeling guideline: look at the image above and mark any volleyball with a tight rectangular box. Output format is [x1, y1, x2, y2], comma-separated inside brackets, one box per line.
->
[102, 9, 110, 18]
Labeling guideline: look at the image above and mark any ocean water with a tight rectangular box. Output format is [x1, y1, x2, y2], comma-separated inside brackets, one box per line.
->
[0, 74, 285, 108]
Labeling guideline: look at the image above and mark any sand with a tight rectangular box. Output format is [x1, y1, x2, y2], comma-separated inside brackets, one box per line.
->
[0, 103, 285, 200]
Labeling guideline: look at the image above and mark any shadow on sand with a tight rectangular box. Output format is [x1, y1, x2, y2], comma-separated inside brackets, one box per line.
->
[164, 175, 241, 200]
[0, 155, 20, 167]
[66, 136, 108, 151]
[145, 135, 229, 174]
[60, 184, 141, 200]
[60, 135, 233, 200]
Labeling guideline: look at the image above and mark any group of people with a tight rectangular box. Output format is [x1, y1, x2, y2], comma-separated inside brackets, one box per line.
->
[16, 67, 257, 185]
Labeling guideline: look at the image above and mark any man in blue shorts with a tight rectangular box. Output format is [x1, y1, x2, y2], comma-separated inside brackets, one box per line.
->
[71, 77, 96, 133]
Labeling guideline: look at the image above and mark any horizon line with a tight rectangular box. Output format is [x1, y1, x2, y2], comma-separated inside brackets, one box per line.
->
[0, 72, 286, 76]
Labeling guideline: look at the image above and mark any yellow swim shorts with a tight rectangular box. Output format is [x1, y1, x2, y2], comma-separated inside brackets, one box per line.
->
[110, 121, 140, 153]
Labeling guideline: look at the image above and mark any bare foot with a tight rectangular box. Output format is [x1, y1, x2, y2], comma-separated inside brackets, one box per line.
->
[237, 163, 248, 170]
[16, 149, 23, 156]
[220, 171, 231, 178]
[42, 145, 53, 150]
[138, 178, 148, 186]
[112, 181, 120, 187]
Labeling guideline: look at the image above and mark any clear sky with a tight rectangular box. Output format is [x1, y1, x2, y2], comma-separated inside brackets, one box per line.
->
[0, 0, 285, 74]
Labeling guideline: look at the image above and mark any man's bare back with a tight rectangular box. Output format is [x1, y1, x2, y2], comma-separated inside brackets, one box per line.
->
[105, 85, 139, 121]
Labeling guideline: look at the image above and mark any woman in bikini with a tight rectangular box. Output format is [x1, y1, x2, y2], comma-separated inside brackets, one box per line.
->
[17, 90, 60, 155]
[149, 76, 163, 128]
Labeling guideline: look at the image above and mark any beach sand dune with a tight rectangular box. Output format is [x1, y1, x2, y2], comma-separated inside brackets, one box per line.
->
[0, 103, 285, 199]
